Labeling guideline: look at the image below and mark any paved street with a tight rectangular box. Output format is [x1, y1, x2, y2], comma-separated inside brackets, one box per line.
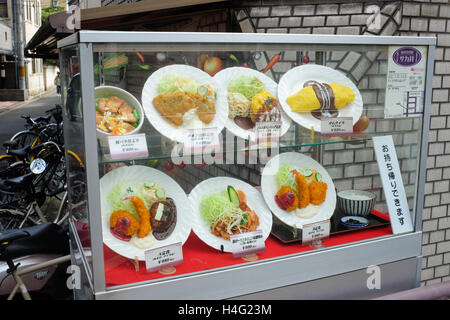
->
[0, 91, 61, 153]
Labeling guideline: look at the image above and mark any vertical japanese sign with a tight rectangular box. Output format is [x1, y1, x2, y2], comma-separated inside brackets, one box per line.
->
[385, 46, 427, 119]
[373, 136, 413, 234]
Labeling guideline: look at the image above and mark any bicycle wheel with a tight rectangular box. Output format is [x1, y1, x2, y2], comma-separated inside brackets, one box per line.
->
[9, 131, 40, 149]
[0, 155, 15, 177]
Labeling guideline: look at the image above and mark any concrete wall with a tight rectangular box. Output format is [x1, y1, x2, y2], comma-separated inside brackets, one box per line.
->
[0, 22, 12, 53]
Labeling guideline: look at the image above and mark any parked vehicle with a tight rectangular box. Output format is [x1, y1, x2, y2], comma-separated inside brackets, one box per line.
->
[0, 222, 72, 300]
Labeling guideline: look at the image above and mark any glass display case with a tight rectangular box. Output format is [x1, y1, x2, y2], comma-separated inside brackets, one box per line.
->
[58, 31, 435, 300]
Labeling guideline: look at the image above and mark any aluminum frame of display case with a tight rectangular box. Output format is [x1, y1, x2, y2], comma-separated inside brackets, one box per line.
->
[58, 31, 435, 300]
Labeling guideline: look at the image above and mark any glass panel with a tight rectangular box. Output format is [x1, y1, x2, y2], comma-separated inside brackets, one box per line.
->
[60, 45, 92, 273]
[84, 41, 425, 290]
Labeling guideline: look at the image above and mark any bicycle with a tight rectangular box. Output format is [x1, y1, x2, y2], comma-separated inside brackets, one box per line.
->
[0, 222, 72, 300]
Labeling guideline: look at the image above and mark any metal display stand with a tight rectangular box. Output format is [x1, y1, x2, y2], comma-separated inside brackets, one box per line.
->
[58, 31, 435, 300]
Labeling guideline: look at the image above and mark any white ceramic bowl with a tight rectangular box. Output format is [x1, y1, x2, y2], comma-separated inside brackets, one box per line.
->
[337, 189, 376, 217]
[94, 86, 144, 139]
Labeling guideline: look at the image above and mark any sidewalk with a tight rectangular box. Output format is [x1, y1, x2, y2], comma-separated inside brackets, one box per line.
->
[0, 89, 58, 116]
[0, 101, 24, 115]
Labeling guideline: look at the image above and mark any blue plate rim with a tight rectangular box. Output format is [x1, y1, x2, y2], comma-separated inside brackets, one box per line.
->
[340, 216, 369, 228]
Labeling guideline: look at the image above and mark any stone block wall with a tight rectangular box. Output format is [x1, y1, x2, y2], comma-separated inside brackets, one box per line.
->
[233, 0, 450, 287]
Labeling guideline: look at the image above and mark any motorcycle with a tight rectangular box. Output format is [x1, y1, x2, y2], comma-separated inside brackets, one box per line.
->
[0, 222, 72, 300]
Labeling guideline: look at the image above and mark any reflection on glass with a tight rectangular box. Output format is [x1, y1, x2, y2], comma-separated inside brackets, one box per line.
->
[74, 44, 426, 290]
[61, 45, 91, 272]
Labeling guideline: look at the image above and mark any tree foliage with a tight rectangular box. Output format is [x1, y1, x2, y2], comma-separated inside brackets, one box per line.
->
[41, 6, 66, 23]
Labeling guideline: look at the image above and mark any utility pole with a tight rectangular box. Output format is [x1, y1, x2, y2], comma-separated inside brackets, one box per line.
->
[13, 0, 26, 90]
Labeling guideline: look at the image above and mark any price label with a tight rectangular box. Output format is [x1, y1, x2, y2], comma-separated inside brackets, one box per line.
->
[230, 230, 266, 258]
[321, 117, 353, 137]
[184, 127, 219, 153]
[255, 121, 281, 144]
[145, 242, 183, 273]
[108, 133, 148, 160]
[302, 220, 330, 244]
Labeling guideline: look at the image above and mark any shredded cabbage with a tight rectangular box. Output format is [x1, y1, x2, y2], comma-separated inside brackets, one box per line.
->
[227, 76, 264, 100]
[274, 164, 298, 194]
[200, 190, 249, 235]
[157, 74, 199, 94]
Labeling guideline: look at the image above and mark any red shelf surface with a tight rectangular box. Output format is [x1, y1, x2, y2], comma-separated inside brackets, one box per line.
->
[103, 215, 393, 287]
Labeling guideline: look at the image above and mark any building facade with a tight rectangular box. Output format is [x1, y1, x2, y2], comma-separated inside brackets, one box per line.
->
[0, 0, 58, 100]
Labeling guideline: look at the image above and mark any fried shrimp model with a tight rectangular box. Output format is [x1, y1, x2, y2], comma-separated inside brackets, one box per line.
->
[123, 196, 151, 238]
[309, 181, 328, 205]
[109, 210, 140, 236]
[293, 171, 310, 209]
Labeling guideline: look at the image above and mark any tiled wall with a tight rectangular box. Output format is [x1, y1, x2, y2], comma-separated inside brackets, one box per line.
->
[231, 0, 450, 287]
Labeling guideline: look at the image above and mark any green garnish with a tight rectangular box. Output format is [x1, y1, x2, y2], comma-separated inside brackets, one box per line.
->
[240, 213, 248, 225]
[156, 188, 166, 200]
[227, 185, 240, 207]
[300, 168, 313, 177]
[315, 172, 322, 182]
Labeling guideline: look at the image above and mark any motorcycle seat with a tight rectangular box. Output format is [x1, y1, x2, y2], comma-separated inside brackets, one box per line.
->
[0, 230, 30, 245]
[2, 140, 19, 148]
[0, 172, 34, 193]
[32, 115, 52, 123]
[0, 223, 69, 260]
[8, 145, 31, 159]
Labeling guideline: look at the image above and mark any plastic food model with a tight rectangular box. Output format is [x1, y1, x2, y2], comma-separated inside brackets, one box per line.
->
[227, 75, 281, 130]
[152, 74, 217, 128]
[96, 96, 140, 135]
[286, 80, 355, 119]
[108, 182, 177, 249]
[199, 186, 260, 240]
[250, 90, 281, 123]
[94, 53, 128, 75]
[274, 165, 328, 219]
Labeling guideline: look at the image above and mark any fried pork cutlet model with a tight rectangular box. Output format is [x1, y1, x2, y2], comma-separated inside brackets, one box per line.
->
[189, 93, 216, 124]
[152, 92, 196, 127]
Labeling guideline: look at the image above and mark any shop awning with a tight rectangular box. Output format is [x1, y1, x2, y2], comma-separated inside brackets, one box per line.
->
[25, 0, 230, 59]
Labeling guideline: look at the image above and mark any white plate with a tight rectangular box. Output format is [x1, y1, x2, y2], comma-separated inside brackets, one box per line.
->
[277, 64, 363, 132]
[100, 165, 191, 261]
[214, 67, 291, 141]
[261, 152, 336, 229]
[189, 177, 273, 253]
[141, 64, 228, 143]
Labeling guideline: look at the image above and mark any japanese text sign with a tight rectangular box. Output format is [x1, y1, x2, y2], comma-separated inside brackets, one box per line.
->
[108, 133, 148, 160]
[183, 127, 219, 153]
[145, 242, 183, 273]
[373, 135, 413, 234]
[385, 46, 427, 119]
[302, 220, 330, 244]
[230, 230, 266, 258]
[255, 121, 282, 144]
[321, 117, 353, 137]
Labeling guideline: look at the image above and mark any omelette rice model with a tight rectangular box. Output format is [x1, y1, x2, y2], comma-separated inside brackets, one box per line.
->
[286, 81, 355, 119]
